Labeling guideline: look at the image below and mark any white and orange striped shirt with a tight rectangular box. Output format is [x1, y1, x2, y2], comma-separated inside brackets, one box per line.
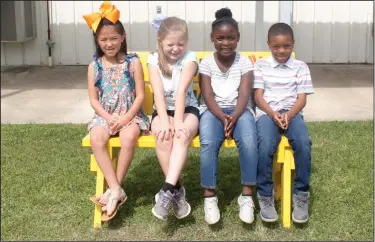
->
[253, 56, 314, 120]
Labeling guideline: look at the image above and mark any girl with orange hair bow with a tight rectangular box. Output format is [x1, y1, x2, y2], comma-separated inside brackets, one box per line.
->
[83, 1, 150, 222]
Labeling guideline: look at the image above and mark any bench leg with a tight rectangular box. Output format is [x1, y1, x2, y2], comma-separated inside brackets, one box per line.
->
[281, 148, 293, 228]
[94, 167, 105, 228]
[92, 146, 114, 228]
[273, 158, 282, 200]
[112, 147, 119, 171]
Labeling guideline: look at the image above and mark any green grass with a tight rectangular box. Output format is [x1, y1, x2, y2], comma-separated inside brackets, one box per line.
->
[1, 121, 373, 241]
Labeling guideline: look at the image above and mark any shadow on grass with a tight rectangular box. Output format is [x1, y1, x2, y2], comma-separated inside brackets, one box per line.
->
[93, 146, 315, 233]
[186, 152, 254, 224]
[103, 148, 256, 233]
[241, 217, 257, 231]
[162, 214, 197, 236]
[106, 148, 162, 229]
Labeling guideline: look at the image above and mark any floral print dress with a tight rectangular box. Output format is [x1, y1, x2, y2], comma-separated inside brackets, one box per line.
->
[87, 53, 150, 135]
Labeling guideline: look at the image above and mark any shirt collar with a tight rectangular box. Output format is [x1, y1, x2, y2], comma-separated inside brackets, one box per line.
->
[270, 55, 294, 69]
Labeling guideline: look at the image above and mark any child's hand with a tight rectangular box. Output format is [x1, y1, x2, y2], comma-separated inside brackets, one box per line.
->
[111, 114, 131, 133]
[225, 112, 240, 139]
[156, 119, 174, 142]
[220, 114, 232, 134]
[105, 114, 119, 128]
[280, 113, 291, 130]
[272, 111, 285, 129]
[225, 125, 234, 139]
[174, 120, 191, 139]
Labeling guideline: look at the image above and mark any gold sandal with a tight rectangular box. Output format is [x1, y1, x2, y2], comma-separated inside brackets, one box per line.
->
[101, 188, 127, 221]
[89, 188, 110, 206]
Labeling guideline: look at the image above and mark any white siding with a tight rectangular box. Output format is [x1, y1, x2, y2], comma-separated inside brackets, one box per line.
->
[262, 1, 279, 51]
[365, 1, 374, 63]
[1, 0, 373, 66]
[240, 1, 256, 51]
[330, 1, 351, 63]
[293, 0, 373, 63]
[312, 1, 333, 63]
[186, 1, 205, 51]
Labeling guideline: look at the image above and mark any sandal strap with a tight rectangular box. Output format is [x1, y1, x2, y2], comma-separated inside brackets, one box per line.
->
[108, 189, 126, 201]
[106, 189, 126, 211]
[103, 188, 111, 196]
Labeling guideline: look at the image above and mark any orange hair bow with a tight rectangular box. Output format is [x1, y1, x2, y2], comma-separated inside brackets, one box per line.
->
[83, 1, 120, 33]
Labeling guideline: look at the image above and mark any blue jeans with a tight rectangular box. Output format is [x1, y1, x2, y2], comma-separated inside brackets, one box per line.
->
[256, 113, 312, 196]
[199, 108, 258, 189]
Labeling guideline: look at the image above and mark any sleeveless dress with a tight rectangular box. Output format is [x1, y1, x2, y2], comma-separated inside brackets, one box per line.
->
[87, 53, 150, 135]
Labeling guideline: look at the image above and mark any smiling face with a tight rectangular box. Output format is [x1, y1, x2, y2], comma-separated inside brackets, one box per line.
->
[267, 34, 295, 63]
[96, 25, 125, 58]
[211, 24, 240, 58]
[159, 31, 187, 63]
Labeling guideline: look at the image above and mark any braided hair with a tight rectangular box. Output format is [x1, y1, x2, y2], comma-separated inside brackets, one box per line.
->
[211, 8, 239, 32]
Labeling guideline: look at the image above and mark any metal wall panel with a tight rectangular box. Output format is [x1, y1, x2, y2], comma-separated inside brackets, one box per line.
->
[1, 1, 373, 66]
[293, 1, 373, 63]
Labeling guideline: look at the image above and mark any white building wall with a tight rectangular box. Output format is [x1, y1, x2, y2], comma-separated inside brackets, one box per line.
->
[1, 1, 373, 66]
[293, 1, 373, 63]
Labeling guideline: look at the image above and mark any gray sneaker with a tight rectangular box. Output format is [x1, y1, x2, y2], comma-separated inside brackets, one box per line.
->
[257, 193, 278, 222]
[152, 189, 174, 220]
[173, 186, 191, 219]
[292, 191, 310, 223]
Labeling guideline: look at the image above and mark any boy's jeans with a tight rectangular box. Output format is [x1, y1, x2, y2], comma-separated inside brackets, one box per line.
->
[199, 108, 258, 189]
[256, 112, 312, 196]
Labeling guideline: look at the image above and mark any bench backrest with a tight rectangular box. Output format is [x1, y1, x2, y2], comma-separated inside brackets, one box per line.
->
[137, 51, 295, 115]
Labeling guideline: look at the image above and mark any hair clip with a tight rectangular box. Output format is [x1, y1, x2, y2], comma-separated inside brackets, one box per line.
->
[83, 1, 120, 33]
[152, 14, 168, 33]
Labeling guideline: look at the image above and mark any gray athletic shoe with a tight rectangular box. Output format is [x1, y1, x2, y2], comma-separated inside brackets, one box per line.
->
[173, 186, 191, 219]
[257, 193, 278, 222]
[152, 189, 173, 220]
[292, 191, 310, 223]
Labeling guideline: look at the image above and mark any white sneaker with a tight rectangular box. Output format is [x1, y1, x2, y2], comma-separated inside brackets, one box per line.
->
[204, 196, 220, 225]
[238, 195, 255, 224]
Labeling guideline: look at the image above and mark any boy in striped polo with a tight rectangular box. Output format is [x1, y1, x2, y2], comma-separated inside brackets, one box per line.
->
[254, 23, 314, 224]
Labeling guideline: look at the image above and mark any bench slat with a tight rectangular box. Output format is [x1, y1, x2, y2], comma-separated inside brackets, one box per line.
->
[82, 133, 237, 148]
[82, 133, 291, 149]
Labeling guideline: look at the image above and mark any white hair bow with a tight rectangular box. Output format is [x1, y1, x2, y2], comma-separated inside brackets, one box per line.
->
[152, 14, 168, 33]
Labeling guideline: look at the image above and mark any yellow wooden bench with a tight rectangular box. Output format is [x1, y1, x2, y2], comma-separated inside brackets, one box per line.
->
[82, 51, 295, 229]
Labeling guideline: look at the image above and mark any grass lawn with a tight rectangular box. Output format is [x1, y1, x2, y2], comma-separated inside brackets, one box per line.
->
[1, 121, 373, 241]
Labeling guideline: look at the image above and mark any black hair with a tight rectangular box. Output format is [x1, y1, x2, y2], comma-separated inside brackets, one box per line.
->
[93, 18, 128, 62]
[211, 8, 239, 32]
[267, 22, 294, 41]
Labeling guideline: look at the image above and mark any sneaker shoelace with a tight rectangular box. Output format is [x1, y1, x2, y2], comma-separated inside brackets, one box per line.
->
[261, 196, 275, 208]
[295, 196, 308, 209]
[159, 193, 172, 209]
[205, 199, 218, 211]
[239, 196, 254, 208]
[174, 191, 185, 207]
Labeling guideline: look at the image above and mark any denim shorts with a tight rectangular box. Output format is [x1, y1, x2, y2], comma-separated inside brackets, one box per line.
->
[151, 106, 200, 123]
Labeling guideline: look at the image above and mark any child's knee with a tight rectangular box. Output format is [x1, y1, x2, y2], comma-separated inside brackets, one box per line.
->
[90, 135, 107, 148]
[120, 134, 138, 149]
[292, 136, 312, 153]
[236, 133, 258, 151]
[156, 138, 173, 150]
[173, 134, 191, 146]
[258, 135, 279, 156]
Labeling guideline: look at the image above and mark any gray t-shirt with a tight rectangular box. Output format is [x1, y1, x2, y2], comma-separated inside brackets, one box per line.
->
[147, 51, 198, 111]
[198, 52, 254, 115]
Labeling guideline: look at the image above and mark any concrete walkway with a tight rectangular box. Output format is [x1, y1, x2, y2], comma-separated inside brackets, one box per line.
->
[1, 64, 373, 124]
